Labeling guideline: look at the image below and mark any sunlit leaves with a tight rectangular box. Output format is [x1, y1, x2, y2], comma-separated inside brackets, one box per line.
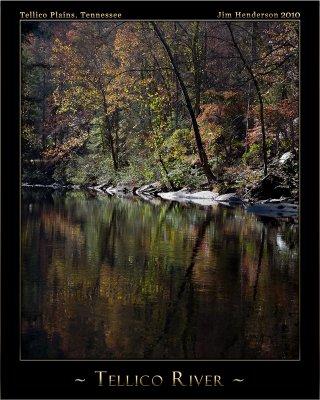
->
[22, 21, 300, 185]
[42, 131, 89, 160]
[49, 24, 137, 120]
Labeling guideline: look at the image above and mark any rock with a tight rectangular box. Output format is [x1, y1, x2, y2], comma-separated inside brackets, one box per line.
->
[279, 151, 298, 176]
[94, 182, 110, 189]
[249, 174, 291, 200]
[188, 198, 219, 206]
[188, 191, 219, 199]
[89, 185, 104, 192]
[279, 151, 294, 165]
[157, 190, 220, 206]
[24, 183, 62, 189]
[135, 181, 165, 196]
[65, 184, 80, 189]
[136, 193, 165, 205]
[158, 190, 219, 201]
[246, 201, 298, 218]
[157, 192, 181, 200]
[215, 193, 243, 204]
[89, 182, 112, 192]
[105, 185, 133, 195]
[262, 198, 297, 204]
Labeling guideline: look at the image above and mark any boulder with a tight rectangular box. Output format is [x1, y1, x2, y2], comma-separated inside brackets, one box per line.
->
[135, 181, 165, 196]
[188, 191, 219, 199]
[215, 193, 243, 204]
[158, 190, 219, 201]
[106, 185, 133, 195]
[249, 174, 291, 200]
[188, 198, 219, 206]
[136, 192, 163, 205]
[279, 151, 294, 165]
[246, 201, 298, 218]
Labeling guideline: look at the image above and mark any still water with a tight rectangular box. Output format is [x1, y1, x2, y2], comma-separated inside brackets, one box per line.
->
[21, 189, 299, 360]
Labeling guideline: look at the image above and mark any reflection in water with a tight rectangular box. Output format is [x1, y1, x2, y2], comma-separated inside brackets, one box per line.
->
[21, 189, 299, 360]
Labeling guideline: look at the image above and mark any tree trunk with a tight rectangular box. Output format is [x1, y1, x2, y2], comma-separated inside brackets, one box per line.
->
[159, 156, 177, 191]
[192, 22, 202, 118]
[245, 81, 253, 153]
[245, 23, 256, 153]
[102, 97, 118, 171]
[152, 22, 215, 183]
[114, 108, 120, 167]
[289, 119, 296, 154]
[257, 90, 268, 177]
[104, 111, 118, 171]
[41, 70, 47, 151]
[227, 22, 268, 176]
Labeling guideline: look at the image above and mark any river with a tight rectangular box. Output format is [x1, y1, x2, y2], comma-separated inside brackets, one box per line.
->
[21, 188, 299, 360]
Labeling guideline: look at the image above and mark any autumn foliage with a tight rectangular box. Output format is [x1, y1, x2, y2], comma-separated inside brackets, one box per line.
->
[21, 21, 299, 187]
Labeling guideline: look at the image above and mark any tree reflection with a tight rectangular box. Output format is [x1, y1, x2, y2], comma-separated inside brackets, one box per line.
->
[21, 189, 299, 359]
[145, 208, 212, 358]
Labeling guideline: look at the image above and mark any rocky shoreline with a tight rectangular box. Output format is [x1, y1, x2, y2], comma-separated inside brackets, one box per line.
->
[22, 174, 299, 219]
[22, 152, 299, 219]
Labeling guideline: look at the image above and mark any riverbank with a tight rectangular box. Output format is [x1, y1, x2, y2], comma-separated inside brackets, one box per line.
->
[23, 151, 298, 202]
[22, 178, 299, 219]
[22, 151, 299, 218]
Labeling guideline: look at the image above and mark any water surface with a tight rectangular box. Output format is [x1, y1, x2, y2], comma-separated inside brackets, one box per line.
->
[21, 189, 299, 359]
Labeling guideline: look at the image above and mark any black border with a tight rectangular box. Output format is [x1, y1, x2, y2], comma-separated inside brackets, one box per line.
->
[1, 1, 319, 399]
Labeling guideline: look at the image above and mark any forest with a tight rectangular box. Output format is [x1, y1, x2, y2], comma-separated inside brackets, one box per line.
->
[21, 21, 299, 199]
[21, 20, 300, 360]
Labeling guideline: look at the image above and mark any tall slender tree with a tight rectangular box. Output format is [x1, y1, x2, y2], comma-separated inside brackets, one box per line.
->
[226, 22, 268, 177]
[152, 22, 215, 183]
